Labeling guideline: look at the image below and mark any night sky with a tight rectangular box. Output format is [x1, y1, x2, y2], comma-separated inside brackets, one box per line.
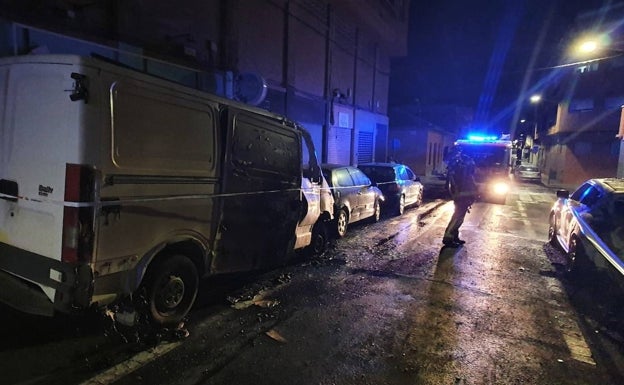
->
[391, 0, 613, 133]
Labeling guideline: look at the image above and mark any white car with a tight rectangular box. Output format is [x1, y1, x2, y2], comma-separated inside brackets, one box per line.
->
[548, 178, 624, 288]
[514, 164, 541, 182]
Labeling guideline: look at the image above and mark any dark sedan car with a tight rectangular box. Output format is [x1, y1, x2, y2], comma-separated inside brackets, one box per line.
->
[321, 164, 384, 238]
[358, 162, 423, 216]
[549, 178, 624, 288]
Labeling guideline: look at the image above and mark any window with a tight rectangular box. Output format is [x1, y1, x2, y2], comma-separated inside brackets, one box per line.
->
[397, 166, 409, 181]
[349, 168, 371, 187]
[428, 142, 433, 165]
[335, 168, 354, 187]
[405, 167, 415, 181]
[571, 184, 602, 206]
[613, 198, 624, 217]
[569, 98, 594, 112]
[570, 183, 591, 201]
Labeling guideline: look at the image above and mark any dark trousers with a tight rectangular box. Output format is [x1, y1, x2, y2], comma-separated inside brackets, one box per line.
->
[443, 199, 472, 242]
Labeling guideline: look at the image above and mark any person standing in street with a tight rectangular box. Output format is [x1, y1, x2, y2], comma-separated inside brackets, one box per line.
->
[442, 149, 478, 247]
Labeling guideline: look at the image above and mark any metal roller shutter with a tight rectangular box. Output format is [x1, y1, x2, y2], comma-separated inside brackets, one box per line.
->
[358, 131, 374, 164]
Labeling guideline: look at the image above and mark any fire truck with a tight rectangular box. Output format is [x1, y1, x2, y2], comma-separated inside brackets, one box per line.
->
[450, 136, 513, 204]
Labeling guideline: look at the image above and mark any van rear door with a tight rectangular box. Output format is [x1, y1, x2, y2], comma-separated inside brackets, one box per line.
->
[0, 56, 93, 313]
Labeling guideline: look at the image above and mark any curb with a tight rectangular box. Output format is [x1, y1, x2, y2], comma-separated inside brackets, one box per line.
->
[416, 199, 448, 220]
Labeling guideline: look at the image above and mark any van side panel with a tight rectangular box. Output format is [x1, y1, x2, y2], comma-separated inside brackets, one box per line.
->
[212, 110, 302, 272]
[93, 75, 219, 301]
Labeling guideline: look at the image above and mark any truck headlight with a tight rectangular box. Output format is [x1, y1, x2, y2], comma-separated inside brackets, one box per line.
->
[492, 181, 509, 195]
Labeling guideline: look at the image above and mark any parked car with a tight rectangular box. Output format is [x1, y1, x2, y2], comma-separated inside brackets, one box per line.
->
[548, 178, 624, 288]
[321, 164, 384, 237]
[358, 162, 423, 216]
[514, 164, 541, 182]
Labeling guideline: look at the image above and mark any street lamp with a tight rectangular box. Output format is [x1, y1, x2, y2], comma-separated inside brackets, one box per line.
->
[567, 33, 623, 62]
[530, 94, 541, 140]
[578, 40, 599, 54]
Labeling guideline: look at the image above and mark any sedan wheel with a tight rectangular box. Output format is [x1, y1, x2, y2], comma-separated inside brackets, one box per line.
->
[548, 226, 558, 249]
[371, 200, 381, 223]
[416, 189, 423, 206]
[335, 209, 348, 238]
[567, 237, 592, 280]
[396, 195, 405, 216]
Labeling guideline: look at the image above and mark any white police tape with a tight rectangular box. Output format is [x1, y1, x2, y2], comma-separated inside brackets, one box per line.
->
[0, 181, 398, 208]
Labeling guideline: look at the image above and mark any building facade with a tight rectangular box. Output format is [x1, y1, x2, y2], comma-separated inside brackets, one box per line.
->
[0, 0, 410, 164]
[540, 3, 624, 189]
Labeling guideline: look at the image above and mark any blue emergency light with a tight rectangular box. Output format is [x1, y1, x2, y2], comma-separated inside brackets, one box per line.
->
[466, 135, 499, 142]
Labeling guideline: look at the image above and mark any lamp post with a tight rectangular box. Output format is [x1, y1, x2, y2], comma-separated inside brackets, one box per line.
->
[530, 94, 541, 141]
[567, 34, 624, 63]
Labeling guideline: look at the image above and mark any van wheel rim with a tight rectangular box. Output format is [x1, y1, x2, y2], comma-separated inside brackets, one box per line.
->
[157, 275, 185, 310]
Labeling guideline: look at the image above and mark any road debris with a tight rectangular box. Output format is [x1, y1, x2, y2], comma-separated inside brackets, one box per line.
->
[265, 329, 288, 343]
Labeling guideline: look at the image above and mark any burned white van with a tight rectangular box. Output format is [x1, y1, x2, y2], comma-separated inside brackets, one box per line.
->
[0, 55, 332, 326]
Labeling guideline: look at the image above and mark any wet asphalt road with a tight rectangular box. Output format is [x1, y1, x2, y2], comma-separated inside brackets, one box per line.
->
[2, 181, 624, 384]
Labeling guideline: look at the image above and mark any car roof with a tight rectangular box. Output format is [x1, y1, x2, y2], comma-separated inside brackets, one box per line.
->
[358, 162, 401, 168]
[321, 163, 353, 170]
[591, 178, 624, 193]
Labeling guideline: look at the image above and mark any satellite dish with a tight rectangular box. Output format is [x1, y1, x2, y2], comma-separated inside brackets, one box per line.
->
[234, 72, 268, 106]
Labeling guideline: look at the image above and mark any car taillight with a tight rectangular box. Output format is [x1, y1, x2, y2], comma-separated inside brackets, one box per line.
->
[62, 164, 96, 264]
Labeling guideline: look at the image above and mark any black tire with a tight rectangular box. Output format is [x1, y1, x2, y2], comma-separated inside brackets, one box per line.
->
[140, 254, 199, 326]
[416, 190, 423, 207]
[566, 237, 592, 280]
[547, 214, 558, 248]
[396, 195, 406, 216]
[335, 209, 349, 238]
[371, 200, 381, 223]
[307, 220, 328, 256]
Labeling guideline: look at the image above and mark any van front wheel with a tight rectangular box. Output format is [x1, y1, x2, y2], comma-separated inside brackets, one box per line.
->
[141, 254, 199, 326]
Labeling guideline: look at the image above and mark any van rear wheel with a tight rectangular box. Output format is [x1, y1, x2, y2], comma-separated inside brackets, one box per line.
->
[141, 254, 198, 326]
